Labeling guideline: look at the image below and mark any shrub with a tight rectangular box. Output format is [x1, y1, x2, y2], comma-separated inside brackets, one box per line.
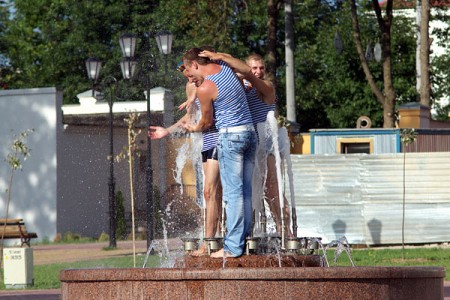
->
[53, 233, 62, 243]
[63, 231, 81, 242]
[98, 231, 110, 242]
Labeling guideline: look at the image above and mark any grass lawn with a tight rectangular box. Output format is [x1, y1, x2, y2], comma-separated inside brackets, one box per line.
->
[328, 246, 450, 274]
[0, 254, 163, 290]
[1, 246, 449, 290]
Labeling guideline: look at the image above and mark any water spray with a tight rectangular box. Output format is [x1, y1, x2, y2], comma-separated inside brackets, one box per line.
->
[266, 111, 286, 249]
[278, 126, 298, 237]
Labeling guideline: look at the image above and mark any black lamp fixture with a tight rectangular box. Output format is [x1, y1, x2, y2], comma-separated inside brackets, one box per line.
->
[85, 58, 102, 97]
[155, 30, 173, 55]
[85, 57, 102, 81]
[119, 33, 137, 57]
[119, 33, 138, 79]
[85, 29, 173, 250]
[85, 57, 117, 249]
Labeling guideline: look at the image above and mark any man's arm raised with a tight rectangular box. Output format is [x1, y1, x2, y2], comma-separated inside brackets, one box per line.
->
[199, 50, 275, 104]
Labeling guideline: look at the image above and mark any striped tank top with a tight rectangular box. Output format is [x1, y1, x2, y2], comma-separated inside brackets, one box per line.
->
[195, 99, 219, 152]
[245, 84, 276, 125]
[205, 63, 253, 129]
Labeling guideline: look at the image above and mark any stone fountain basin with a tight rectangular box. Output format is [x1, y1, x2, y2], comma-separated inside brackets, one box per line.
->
[60, 266, 444, 299]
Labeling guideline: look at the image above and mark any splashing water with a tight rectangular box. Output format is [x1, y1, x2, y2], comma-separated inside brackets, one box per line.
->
[321, 236, 355, 267]
[278, 127, 297, 236]
[222, 254, 227, 269]
[172, 125, 203, 206]
[252, 122, 268, 236]
[266, 111, 287, 248]
[173, 139, 190, 195]
[142, 239, 167, 268]
[275, 244, 282, 267]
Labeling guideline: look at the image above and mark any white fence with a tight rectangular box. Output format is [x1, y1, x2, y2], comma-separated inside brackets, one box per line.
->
[286, 152, 450, 245]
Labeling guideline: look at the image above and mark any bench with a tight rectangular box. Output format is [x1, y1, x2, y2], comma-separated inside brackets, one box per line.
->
[0, 218, 38, 247]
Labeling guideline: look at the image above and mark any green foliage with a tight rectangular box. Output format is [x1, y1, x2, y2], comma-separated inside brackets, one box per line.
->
[430, 7, 450, 120]
[97, 231, 110, 242]
[287, 1, 417, 130]
[53, 232, 95, 244]
[400, 128, 418, 145]
[0, 0, 447, 128]
[62, 231, 81, 242]
[4, 129, 34, 171]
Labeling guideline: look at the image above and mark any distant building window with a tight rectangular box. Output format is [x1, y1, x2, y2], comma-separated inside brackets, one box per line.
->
[337, 138, 373, 154]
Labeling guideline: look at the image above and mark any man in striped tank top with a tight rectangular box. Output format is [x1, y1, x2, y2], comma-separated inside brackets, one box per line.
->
[199, 51, 292, 238]
[182, 48, 256, 258]
[244, 54, 292, 237]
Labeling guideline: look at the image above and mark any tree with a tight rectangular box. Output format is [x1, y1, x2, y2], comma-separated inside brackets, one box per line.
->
[0, 0, 444, 129]
[0, 0, 159, 104]
[1, 129, 33, 267]
[282, 0, 415, 130]
[349, 0, 397, 128]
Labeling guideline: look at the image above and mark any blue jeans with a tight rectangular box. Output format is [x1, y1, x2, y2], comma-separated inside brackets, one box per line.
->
[217, 129, 256, 257]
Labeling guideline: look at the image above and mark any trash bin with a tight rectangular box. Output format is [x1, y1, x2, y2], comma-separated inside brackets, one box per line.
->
[3, 247, 34, 288]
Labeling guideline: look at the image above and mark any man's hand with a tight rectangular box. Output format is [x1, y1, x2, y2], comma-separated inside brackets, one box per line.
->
[182, 123, 197, 133]
[199, 50, 224, 61]
[178, 99, 194, 111]
[148, 126, 170, 140]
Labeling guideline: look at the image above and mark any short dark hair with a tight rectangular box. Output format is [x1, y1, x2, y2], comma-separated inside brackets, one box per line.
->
[199, 45, 216, 52]
[182, 47, 211, 66]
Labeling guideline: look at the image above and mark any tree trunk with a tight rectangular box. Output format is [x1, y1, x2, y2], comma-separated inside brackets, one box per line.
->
[285, 0, 296, 124]
[266, 0, 282, 87]
[419, 0, 431, 108]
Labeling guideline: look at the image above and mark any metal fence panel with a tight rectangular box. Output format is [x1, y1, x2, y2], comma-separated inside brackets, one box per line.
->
[286, 152, 450, 245]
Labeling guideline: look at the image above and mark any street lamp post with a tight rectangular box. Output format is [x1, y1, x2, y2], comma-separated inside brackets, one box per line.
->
[86, 30, 172, 250]
[85, 58, 117, 248]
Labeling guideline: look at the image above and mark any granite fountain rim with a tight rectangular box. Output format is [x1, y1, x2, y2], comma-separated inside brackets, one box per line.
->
[60, 266, 445, 282]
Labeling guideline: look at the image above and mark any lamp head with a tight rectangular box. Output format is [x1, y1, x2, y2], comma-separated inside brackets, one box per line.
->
[119, 33, 137, 58]
[85, 57, 102, 82]
[155, 30, 173, 55]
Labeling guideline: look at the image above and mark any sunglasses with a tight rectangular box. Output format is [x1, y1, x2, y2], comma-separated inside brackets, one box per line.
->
[176, 61, 185, 72]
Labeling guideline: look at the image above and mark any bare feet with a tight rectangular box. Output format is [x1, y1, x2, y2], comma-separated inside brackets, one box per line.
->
[210, 248, 234, 258]
[189, 243, 208, 256]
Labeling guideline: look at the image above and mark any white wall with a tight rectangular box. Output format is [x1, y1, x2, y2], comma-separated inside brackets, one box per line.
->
[58, 88, 174, 239]
[0, 87, 60, 243]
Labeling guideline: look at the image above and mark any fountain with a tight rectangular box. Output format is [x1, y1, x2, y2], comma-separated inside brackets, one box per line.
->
[60, 113, 444, 300]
